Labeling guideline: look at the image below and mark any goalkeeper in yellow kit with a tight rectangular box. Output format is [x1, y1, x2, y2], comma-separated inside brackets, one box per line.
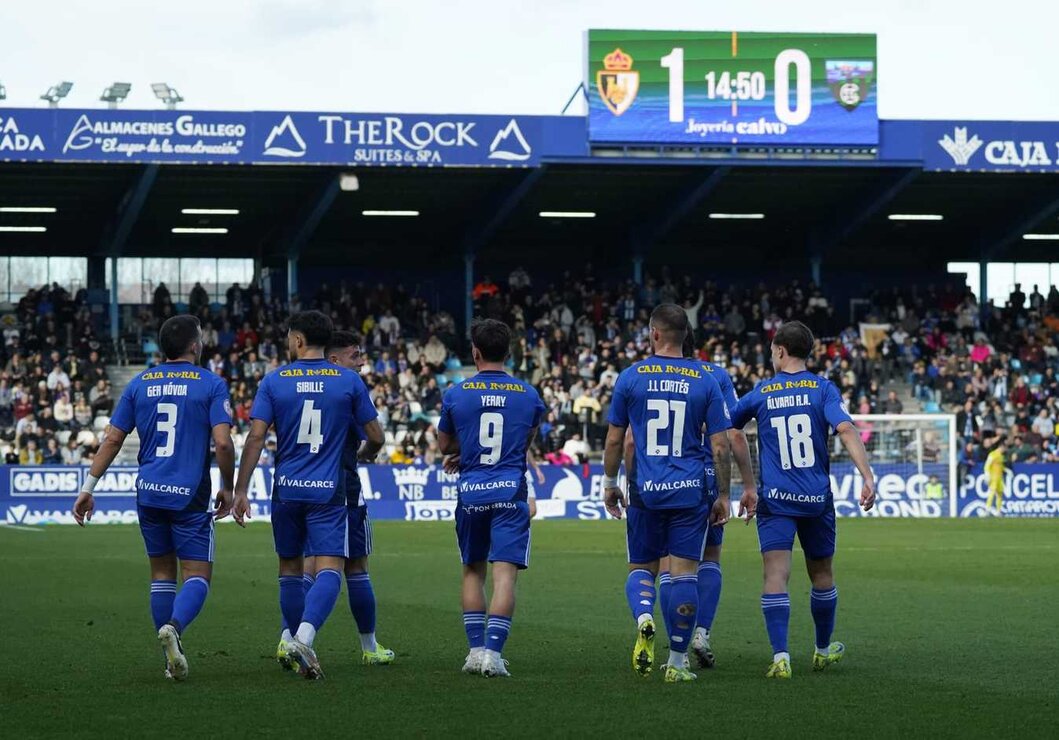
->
[984, 440, 1007, 516]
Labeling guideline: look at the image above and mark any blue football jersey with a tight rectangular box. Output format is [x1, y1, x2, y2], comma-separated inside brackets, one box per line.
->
[110, 361, 231, 511]
[438, 370, 546, 504]
[607, 356, 732, 509]
[731, 370, 852, 516]
[701, 361, 739, 471]
[250, 358, 377, 504]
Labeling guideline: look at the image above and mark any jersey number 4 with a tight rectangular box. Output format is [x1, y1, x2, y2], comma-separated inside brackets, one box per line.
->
[297, 400, 323, 454]
[646, 399, 686, 457]
[770, 413, 816, 469]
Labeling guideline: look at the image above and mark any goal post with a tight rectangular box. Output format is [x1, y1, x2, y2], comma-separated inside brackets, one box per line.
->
[849, 414, 958, 517]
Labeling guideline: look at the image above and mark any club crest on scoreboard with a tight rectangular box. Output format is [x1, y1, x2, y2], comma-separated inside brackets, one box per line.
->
[596, 48, 639, 116]
[825, 60, 874, 112]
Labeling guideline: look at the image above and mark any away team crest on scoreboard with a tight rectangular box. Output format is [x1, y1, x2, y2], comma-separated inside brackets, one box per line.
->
[586, 29, 878, 146]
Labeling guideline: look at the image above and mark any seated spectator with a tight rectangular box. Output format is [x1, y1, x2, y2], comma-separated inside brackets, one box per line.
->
[41, 437, 62, 464]
[19, 439, 43, 465]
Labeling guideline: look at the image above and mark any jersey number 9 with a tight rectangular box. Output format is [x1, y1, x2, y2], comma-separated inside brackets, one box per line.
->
[479, 412, 504, 465]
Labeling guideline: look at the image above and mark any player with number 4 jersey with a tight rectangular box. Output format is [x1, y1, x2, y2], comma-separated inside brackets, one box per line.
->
[73, 315, 236, 682]
[730, 321, 875, 679]
[233, 311, 383, 680]
[438, 319, 545, 679]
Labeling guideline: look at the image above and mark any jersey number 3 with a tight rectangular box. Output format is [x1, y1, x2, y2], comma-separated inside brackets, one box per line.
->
[155, 403, 177, 458]
[770, 413, 815, 469]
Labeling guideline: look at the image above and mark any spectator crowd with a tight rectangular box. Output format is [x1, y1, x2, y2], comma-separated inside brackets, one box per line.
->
[2, 270, 1057, 471]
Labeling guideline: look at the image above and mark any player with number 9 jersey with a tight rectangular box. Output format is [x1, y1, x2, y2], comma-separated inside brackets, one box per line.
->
[438, 319, 545, 678]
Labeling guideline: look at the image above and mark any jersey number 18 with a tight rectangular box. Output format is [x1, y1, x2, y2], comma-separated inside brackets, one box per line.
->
[770, 413, 816, 470]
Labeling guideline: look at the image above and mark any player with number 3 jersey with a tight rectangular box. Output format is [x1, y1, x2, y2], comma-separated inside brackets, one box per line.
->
[73, 315, 235, 682]
[233, 310, 383, 680]
[730, 320, 875, 679]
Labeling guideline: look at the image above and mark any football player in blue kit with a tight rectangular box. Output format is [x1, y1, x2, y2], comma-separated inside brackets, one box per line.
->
[232, 311, 384, 680]
[731, 321, 875, 679]
[298, 330, 391, 667]
[656, 333, 758, 671]
[438, 319, 545, 678]
[602, 304, 733, 683]
[73, 315, 235, 681]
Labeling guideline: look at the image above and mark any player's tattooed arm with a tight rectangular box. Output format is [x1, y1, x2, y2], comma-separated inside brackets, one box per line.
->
[233, 419, 268, 526]
[836, 421, 876, 511]
[602, 423, 628, 519]
[709, 430, 731, 526]
[73, 424, 128, 526]
[358, 419, 385, 463]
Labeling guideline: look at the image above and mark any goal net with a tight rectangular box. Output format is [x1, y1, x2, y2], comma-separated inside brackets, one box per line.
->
[737, 414, 958, 517]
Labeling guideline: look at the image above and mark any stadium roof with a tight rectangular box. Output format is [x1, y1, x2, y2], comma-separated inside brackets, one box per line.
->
[2, 160, 1058, 274]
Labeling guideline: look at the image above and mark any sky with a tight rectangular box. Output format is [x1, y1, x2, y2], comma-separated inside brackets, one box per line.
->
[2, 0, 1059, 120]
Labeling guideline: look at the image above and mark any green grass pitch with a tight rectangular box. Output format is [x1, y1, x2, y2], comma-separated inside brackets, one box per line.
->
[1, 519, 1057, 738]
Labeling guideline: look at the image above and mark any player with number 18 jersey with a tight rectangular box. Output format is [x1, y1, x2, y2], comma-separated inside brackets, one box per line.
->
[730, 320, 875, 679]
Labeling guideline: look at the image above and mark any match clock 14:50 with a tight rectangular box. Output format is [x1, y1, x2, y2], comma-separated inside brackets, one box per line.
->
[659, 47, 812, 125]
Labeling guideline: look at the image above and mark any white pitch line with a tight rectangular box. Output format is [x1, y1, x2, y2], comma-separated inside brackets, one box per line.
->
[0, 524, 44, 533]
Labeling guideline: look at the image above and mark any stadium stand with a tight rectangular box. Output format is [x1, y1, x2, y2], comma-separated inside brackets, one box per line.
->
[4, 267, 1056, 469]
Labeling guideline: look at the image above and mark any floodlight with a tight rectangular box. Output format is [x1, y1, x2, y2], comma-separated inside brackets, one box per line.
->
[101, 82, 132, 108]
[151, 82, 184, 110]
[40, 81, 73, 107]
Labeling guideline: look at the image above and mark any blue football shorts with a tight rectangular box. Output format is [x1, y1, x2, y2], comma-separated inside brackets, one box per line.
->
[455, 500, 531, 569]
[626, 499, 711, 564]
[138, 504, 215, 562]
[346, 504, 373, 559]
[271, 498, 348, 559]
[756, 503, 837, 560]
